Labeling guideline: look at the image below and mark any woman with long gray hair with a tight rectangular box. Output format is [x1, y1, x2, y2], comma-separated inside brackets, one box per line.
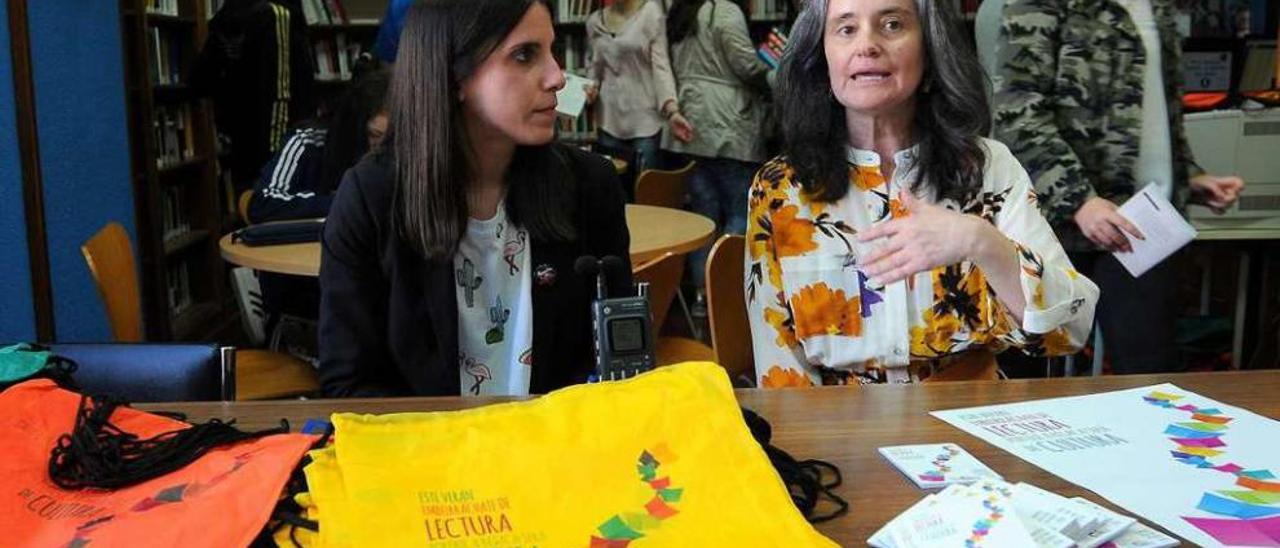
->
[745, 0, 1098, 387]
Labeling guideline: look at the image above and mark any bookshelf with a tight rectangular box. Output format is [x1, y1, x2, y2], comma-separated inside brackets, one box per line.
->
[555, 0, 597, 144]
[120, 0, 237, 341]
[300, 0, 386, 114]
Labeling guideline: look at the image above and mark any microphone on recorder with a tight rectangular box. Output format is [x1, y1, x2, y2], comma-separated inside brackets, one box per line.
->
[573, 255, 600, 276]
[574, 255, 607, 300]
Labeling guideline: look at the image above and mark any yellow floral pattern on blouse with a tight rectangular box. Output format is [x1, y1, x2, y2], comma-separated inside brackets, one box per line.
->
[745, 140, 1100, 387]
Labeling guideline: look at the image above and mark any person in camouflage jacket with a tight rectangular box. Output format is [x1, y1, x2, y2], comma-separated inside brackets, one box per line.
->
[991, 0, 1243, 373]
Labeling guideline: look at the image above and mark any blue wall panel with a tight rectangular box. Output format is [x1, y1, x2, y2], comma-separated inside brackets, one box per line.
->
[0, 2, 36, 342]
[28, 1, 136, 341]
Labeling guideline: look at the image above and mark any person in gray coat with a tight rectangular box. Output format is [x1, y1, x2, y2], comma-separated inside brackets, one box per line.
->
[662, 0, 772, 303]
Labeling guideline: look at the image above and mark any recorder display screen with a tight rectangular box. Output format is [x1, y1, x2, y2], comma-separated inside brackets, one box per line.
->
[607, 318, 645, 353]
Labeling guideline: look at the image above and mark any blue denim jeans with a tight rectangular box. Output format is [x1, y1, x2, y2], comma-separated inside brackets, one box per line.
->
[597, 131, 662, 174]
[686, 156, 759, 288]
[597, 132, 661, 202]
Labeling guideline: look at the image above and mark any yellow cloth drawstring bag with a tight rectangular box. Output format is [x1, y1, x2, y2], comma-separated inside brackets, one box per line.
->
[295, 361, 836, 547]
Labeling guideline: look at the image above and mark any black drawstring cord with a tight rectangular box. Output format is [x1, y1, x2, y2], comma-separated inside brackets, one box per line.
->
[49, 393, 289, 490]
[743, 407, 850, 524]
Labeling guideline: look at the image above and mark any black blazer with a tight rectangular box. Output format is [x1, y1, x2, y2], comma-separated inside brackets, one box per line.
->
[318, 145, 631, 397]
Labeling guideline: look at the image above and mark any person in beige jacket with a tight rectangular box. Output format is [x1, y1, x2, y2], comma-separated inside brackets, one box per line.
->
[661, 0, 772, 302]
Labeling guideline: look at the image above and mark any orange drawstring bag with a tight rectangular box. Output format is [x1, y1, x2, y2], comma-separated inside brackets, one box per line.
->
[0, 379, 316, 547]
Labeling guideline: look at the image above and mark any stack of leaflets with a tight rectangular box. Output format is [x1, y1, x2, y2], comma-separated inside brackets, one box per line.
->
[869, 479, 1181, 548]
[879, 444, 1002, 489]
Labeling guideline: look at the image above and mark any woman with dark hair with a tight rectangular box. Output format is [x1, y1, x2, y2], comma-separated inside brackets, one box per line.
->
[319, 0, 631, 397]
[248, 64, 390, 223]
[661, 0, 771, 309]
[746, 0, 1098, 387]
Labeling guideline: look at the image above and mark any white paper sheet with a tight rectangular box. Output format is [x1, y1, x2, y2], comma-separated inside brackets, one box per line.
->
[931, 384, 1280, 547]
[1113, 184, 1197, 277]
[556, 73, 594, 119]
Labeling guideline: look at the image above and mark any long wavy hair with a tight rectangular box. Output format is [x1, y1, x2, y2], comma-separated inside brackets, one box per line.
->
[387, 0, 576, 262]
[775, 0, 990, 203]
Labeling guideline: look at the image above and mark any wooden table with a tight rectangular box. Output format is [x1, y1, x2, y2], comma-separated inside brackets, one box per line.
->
[220, 204, 713, 276]
[138, 370, 1280, 546]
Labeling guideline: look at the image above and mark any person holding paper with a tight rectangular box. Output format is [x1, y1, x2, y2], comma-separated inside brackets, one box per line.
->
[992, 0, 1244, 374]
[662, 0, 773, 312]
[745, 0, 1099, 387]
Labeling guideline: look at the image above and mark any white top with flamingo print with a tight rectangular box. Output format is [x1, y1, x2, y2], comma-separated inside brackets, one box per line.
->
[453, 204, 533, 396]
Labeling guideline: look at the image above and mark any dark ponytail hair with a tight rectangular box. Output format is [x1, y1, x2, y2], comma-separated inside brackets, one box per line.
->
[667, 0, 751, 45]
[667, 0, 709, 44]
[318, 66, 390, 194]
[387, 0, 576, 262]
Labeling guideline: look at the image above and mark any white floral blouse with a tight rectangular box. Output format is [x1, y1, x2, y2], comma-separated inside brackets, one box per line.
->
[745, 138, 1100, 388]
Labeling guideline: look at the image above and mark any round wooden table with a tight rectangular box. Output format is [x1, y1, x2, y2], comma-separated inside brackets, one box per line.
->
[220, 204, 713, 276]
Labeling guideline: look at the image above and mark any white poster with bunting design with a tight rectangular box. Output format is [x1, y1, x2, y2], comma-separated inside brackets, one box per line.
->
[931, 384, 1280, 547]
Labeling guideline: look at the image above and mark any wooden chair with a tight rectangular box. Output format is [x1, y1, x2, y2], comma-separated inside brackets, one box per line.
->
[82, 223, 144, 342]
[633, 161, 702, 339]
[81, 222, 319, 400]
[704, 234, 754, 382]
[634, 161, 696, 210]
[238, 190, 254, 225]
[632, 252, 714, 366]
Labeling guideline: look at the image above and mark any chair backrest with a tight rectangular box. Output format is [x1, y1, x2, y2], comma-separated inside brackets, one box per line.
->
[631, 252, 685, 333]
[49, 343, 233, 401]
[634, 162, 696, 209]
[81, 222, 143, 342]
[705, 234, 754, 381]
[238, 190, 254, 225]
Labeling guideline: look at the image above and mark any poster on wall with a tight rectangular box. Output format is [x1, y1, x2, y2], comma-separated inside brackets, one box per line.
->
[931, 384, 1280, 547]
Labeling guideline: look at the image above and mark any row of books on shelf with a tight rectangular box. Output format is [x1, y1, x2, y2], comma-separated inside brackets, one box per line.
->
[755, 27, 789, 69]
[301, 0, 352, 25]
[145, 0, 181, 17]
[561, 35, 589, 74]
[745, 0, 789, 22]
[314, 34, 363, 82]
[207, 0, 227, 20]
[555, 0, 597, 24]
[160, 187, 193, 244]
[149, 27, 184, 86]
[154, 104, 197, 168]
[154, 105, 196, 168]
[166, 261, 195, 315]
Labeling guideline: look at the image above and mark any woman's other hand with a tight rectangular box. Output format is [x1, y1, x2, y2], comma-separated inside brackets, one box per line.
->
[669, 112, 694, 143]
[1190, 174, 1244, 214]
